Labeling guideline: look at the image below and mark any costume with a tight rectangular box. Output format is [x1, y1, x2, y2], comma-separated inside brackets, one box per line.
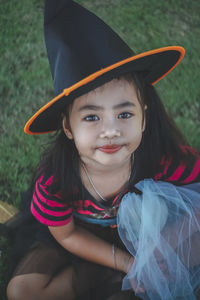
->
[31, 147, 200, 228]
[26, 146, 199, 300]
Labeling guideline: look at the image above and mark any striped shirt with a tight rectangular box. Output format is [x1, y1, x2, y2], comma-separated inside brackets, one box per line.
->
[31, 146, 200, 227]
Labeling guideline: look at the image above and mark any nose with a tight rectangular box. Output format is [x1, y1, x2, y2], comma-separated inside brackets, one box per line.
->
[99, 119, 121, 139]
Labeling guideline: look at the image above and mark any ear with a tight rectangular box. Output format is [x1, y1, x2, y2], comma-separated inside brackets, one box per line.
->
[142, 105, 147, 132]
[62, 116, 73, 139]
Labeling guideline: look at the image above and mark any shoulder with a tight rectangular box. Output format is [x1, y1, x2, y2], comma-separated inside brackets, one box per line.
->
[35, 173, 61, 198]
[154, 145, 200, 185]
[31, 173, 73, 226]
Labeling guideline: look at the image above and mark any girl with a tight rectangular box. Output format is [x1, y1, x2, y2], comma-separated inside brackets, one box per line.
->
[6, 1, 200, 299]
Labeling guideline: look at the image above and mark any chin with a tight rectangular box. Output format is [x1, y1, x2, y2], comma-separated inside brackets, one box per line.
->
[97, 156, 127, 167]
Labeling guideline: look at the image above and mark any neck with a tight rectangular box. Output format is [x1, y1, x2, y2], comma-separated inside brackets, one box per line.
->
[80, 157, 133, 201]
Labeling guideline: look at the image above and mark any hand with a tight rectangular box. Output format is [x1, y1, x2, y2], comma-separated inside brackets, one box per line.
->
[126, 258, 146, 294]
[129, 277, 146, 294]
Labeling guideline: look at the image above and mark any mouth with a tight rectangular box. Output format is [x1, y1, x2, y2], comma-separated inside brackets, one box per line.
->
[98, 144, 123, 154]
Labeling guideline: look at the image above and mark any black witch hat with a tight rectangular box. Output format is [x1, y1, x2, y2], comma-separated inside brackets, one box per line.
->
[24, 0, 185, 135]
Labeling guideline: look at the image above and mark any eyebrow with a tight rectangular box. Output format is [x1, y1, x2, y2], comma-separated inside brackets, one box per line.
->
[78, 101, 136, 112]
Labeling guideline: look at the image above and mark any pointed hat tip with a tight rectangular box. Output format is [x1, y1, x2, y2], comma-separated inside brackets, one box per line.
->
[44, 0, 73, 24]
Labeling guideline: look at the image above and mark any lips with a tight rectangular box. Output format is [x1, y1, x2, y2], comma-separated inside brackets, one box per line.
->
[98, 145, 122, 154]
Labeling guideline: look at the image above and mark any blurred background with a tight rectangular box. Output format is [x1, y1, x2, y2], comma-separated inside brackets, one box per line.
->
[0, 0, 200, 296]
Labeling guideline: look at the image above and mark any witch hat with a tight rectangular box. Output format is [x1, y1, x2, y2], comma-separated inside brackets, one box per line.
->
[24, 0, 185, 135]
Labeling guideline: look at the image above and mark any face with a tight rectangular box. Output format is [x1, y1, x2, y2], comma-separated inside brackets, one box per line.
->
[63, 78, 145, 169]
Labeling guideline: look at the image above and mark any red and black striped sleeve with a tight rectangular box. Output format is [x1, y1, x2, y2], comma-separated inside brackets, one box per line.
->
[154, 146, 200, 184]
[31, 174, 73, 226]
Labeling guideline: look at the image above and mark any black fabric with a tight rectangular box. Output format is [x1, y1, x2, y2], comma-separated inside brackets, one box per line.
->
[5, 190, 54, 280]
[6, 189, 140, 299]
[44, 0, 133, 95]
[10, 240, 137, 299]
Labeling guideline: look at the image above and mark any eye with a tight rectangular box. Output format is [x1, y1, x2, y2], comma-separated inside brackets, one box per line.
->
[118, 112, 133, 119]
[84, 115, 99, 122]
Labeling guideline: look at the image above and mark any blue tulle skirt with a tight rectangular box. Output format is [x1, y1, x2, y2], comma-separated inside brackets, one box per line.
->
[117, 180, 200, 300]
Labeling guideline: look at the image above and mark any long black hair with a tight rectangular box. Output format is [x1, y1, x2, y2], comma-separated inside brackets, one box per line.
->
[32, 72, 189, 202]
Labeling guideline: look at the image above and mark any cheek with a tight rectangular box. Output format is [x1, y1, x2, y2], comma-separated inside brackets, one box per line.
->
[129, 133, 143, 148]
[126, 122, 143, 147]
[126, 119, 143, 137]
[73, 129, 95, 152]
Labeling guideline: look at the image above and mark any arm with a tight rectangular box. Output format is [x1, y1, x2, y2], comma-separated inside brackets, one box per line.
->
[48, 218, 134, 273]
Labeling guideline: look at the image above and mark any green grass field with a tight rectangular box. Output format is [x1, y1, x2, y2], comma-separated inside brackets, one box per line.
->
[0, 0, 200, 298]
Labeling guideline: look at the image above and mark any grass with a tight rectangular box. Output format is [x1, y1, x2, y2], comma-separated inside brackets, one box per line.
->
[0, 0, 200, 298]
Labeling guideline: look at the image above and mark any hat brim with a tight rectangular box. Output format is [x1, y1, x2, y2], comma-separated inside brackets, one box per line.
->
[24, 46, 185, 135]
